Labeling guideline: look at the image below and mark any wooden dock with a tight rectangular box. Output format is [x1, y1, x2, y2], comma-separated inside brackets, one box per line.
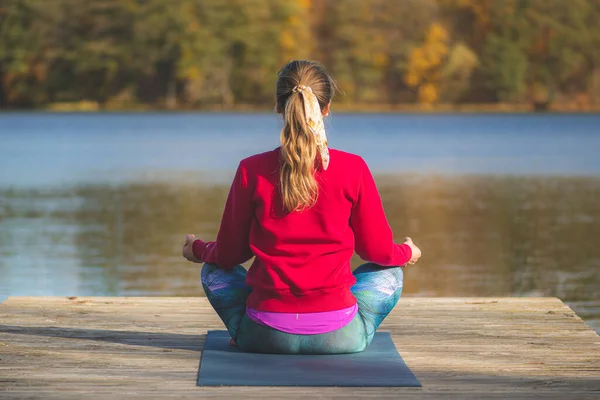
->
[0, 297, 598, 399]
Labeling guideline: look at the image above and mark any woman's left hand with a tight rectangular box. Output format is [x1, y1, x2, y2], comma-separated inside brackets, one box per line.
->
[182, 234, 202, 263]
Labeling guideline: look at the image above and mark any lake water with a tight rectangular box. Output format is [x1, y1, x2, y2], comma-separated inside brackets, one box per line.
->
[1, 112, 599, 333]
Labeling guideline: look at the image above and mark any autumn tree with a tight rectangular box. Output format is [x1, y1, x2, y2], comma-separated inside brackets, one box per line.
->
[404, 23, 449, 105]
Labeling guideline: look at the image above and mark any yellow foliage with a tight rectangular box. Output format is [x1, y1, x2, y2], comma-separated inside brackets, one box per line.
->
[185, 66, 201, 81]
[419, 83, 438, 104]
[297, 0, 311, 9]
[278, 0, 312, 62]
[427, 23, 449, 43]
[187, 19, 199, 33]
[373, 53, 389, 68]
[47, 101, 100, 112]
[410, 48, 427, 71]
[280, 30, 295, 53]
[288, 15, 301, 27]
[404, 22, 449, 105]
[405, 72, 419, 87]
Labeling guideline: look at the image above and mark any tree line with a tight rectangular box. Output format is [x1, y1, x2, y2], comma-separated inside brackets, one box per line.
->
[1, 0, 599, 110]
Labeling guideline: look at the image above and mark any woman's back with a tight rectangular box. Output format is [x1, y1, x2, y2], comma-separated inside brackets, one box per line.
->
[246, 147, 365, 312]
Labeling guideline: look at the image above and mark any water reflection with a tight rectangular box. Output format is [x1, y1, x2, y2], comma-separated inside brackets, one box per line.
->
[1, 175, 599, 332]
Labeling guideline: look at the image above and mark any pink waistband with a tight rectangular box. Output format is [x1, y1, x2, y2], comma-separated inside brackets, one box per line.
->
[246, 303, 358, 335]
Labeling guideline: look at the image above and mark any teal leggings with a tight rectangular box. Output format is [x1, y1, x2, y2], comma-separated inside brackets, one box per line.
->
[201, 262, 403, 354]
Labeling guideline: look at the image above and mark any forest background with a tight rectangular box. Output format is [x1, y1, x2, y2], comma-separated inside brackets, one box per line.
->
[1, 0, 599, 112]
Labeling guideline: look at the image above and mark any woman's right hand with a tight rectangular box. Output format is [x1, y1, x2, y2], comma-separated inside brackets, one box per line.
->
[404, 237, 421, 265]
[182, 234, 202, 263]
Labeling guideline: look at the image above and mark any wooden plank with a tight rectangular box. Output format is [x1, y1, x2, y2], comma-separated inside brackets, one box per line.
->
[0, 297, 599, 399]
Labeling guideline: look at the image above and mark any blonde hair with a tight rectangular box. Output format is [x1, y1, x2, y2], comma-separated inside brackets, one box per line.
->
[276, 60, 335, 213]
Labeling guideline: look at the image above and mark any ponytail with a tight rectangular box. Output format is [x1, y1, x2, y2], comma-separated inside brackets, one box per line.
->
[279, 90, 319, 212]
[275, 60, 336, 213]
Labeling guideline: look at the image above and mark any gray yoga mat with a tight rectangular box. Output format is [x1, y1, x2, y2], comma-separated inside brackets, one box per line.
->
[197, 330, 421, 387]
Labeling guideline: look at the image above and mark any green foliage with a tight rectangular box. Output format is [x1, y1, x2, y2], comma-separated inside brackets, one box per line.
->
[1, 0, 599, 109]
[481, 33, 528, 102]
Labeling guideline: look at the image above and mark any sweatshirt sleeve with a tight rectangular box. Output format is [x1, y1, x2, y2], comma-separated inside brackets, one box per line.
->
[350, 158, 412, 266]
[192, 161, 254, 269]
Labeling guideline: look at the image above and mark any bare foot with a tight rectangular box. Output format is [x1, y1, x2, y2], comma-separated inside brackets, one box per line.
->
[229, 339, 236, 347]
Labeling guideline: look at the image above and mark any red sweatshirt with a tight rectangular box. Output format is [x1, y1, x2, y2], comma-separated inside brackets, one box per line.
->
[193, 148, 412, 312]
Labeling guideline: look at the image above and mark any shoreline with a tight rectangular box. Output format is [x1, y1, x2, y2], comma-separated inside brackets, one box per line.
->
[2, 102, 600, 114]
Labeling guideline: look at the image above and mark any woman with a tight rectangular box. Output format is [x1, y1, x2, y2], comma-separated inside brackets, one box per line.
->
[183, 60, 421, 354]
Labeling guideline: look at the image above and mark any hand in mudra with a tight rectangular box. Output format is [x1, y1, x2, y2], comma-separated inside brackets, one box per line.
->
[182, 234, 202, 263]
[404, 237, 421, 265]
